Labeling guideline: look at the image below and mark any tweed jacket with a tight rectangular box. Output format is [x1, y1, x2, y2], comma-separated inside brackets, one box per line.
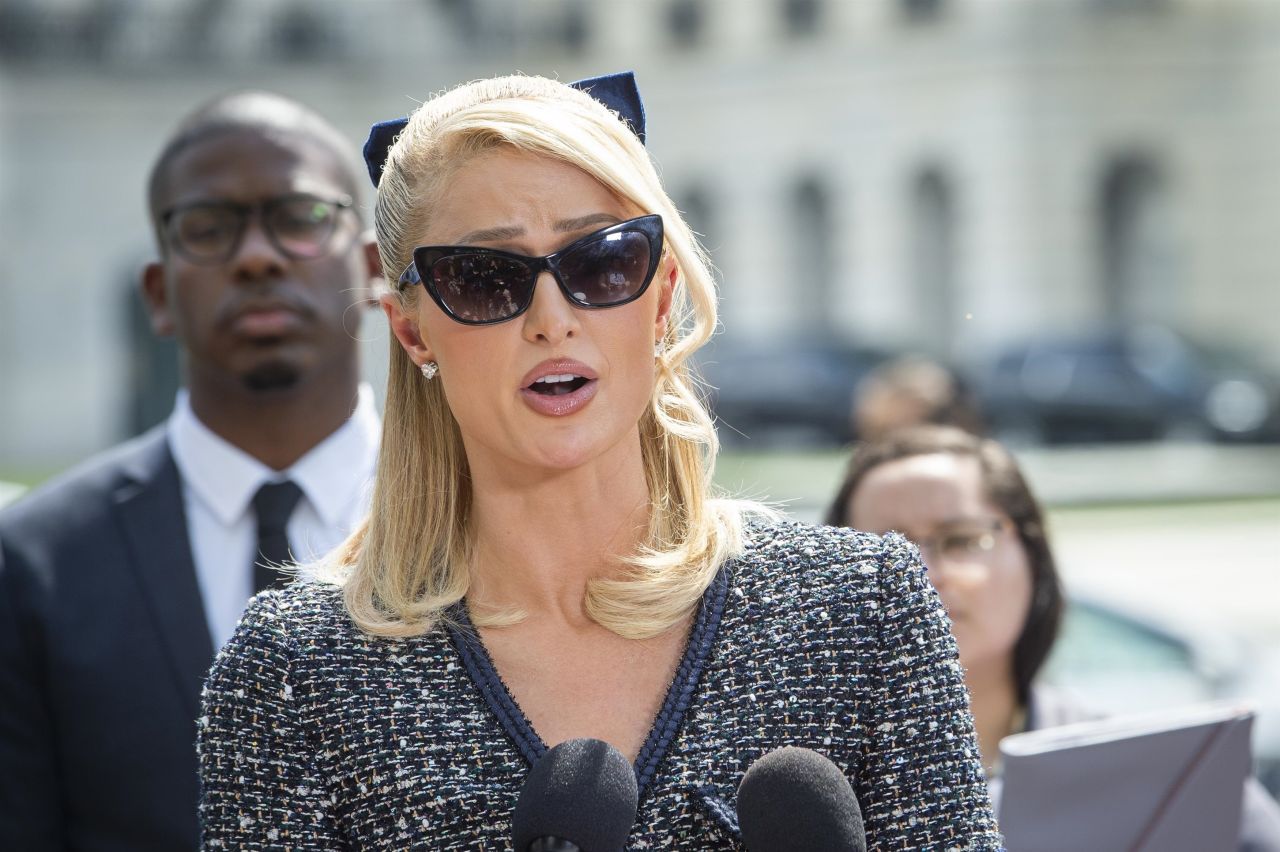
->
[198, 520, 1003, 850]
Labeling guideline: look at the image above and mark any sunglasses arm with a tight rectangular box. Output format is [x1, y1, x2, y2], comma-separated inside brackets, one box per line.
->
[397, 262, 422, 290]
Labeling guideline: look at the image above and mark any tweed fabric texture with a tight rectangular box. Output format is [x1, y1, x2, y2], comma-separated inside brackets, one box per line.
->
[198, 520, 1003, 849]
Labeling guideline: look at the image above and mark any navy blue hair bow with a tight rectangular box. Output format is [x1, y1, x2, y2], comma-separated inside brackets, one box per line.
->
[361, 71, 647, 187]
[570, 71, 646, 145]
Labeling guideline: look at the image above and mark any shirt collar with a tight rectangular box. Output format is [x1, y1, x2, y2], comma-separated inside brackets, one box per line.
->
[288, 383, 381, 527]
[167, 384, 381, 527]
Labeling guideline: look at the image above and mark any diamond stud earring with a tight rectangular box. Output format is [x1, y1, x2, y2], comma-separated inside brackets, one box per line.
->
[420, 361, 439, 380]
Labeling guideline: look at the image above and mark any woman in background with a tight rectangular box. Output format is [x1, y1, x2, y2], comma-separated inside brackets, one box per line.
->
[828, 424, 1280, 850]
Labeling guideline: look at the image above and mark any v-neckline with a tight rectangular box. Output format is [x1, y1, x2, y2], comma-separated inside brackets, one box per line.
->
[445, 562, 731, 799]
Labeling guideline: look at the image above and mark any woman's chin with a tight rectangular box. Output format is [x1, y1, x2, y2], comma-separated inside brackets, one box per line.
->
[524, 416, 645, 468]
[528, 444, 599, 471]
[518, 430, 623, 473]
[956, 645, 1018, 683]
[465, 416, 644, 479]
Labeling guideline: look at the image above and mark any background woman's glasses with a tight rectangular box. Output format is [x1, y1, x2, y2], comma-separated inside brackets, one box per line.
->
[161, 194, 354, 264]
[917, 518, 1006, 563]
[398, 214, 664, 325]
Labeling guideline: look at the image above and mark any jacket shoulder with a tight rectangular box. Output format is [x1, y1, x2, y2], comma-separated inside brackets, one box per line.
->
[234, 580, 361, 652]
[735, 517, 920, 597]
[0, 428, 170, 540]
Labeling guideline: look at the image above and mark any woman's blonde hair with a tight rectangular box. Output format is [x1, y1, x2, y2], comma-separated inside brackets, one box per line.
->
[331, 73, 750, 640]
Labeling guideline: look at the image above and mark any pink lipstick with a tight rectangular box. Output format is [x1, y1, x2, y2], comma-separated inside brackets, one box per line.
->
[520, 358, 599, 416]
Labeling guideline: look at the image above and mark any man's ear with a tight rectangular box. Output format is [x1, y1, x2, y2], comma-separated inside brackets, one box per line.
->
[140, 262, 176, 337]
[360, 231, 384, 305]
[381, 292, 434, 366]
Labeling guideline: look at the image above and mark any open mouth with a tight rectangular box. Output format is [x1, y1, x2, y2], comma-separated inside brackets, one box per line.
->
[528, 373, 591, 396]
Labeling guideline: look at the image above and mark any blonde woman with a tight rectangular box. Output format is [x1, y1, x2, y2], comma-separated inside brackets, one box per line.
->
[197, 73, 1001, 849]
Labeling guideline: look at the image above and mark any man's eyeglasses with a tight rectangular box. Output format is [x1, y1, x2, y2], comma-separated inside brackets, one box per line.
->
[161, 194, 354, 265]
[397, 214, 664, 325]
[915, 519, 1006, 563]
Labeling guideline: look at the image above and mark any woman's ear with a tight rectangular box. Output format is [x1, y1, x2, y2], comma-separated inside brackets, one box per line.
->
[381, 292, 434, 365]
[653, 257, 677, 341]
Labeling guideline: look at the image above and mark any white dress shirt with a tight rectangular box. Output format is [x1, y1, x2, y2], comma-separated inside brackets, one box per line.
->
[167, 384, 380, 651]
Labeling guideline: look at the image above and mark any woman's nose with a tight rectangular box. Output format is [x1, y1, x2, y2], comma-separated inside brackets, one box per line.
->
[521, 272, 579, 345]
[918, 546, 951, 589]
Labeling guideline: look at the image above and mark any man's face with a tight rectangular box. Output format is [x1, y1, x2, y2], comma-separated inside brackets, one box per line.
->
[143, 127, 373, 395]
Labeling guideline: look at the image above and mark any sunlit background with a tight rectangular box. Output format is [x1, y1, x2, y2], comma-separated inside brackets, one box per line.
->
[1, 0, 1278, 790]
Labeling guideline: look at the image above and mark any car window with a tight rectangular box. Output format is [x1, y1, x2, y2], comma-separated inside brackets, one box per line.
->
[1046, 601, 1192, 673]
[1041, 600, 1216, 713]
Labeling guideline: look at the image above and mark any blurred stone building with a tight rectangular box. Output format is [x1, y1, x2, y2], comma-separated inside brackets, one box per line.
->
[1, 0, 1278, 467]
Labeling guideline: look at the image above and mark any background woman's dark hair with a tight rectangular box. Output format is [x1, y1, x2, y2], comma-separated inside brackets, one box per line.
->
[825, 425, 1065, 705]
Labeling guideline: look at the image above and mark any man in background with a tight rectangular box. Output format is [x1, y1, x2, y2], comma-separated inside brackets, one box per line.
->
[0, 91, 383, 850]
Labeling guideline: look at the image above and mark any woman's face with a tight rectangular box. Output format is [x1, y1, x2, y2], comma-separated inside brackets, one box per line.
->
[847, 453, 1033, 677]
[385, 147, 675, 477]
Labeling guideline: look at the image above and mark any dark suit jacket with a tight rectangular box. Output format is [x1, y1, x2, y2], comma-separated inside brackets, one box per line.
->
[0, 427, 213, 851]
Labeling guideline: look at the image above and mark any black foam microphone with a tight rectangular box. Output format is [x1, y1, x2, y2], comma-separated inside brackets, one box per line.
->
[736, 746, 867, 852]
[511, 738, 639, 852]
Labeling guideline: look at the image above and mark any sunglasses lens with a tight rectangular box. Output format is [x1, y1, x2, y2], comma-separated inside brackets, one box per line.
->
[429, 254, 534, 323]
[557, 230, 654, 306]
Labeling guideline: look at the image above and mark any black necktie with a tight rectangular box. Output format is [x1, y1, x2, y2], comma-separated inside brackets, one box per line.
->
[252, 480, 303, 593]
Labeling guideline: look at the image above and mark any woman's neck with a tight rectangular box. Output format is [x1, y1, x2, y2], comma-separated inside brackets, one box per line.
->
[964, 660, 1024, 776]
[463, 437, 652, 624]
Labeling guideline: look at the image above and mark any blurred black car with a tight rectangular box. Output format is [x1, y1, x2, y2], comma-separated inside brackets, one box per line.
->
[979, 327, 1280, 445]
[692, 339, 890, 448]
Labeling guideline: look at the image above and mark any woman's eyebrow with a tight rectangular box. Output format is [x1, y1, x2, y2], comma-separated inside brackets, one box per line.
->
[453, 225, 525, 244]
[451, 214, 620, 245]
[554, 213, 622, 232]
[936, 516, 1002, 529]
